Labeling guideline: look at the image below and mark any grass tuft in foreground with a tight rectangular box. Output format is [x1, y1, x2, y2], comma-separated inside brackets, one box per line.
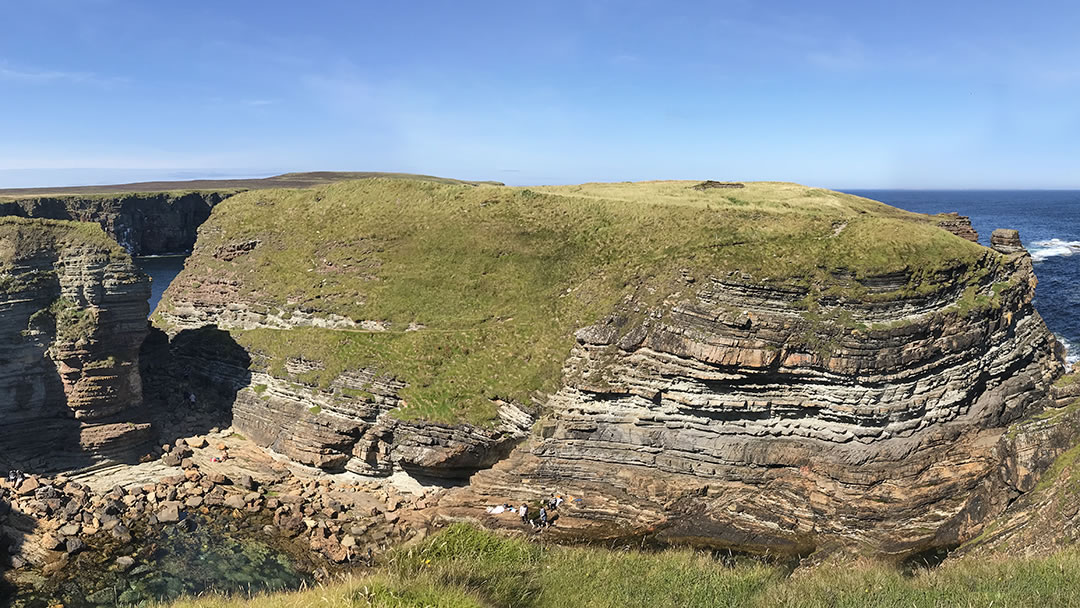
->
[164, 524, 1080, 608]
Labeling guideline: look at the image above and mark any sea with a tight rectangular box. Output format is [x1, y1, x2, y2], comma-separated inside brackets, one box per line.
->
[132, 190, 1080, 363]
[845, 190, 1080, 363]
[134, 254, 186, 316]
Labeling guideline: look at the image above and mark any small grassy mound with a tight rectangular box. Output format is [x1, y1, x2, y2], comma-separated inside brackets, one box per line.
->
[159, 179, 989, 425]
[0, 216, 129, 262]
[0, 217, 131, 296]
[165, 524, 1080, 608]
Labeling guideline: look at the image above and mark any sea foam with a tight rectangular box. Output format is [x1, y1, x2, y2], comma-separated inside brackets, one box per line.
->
[1030, 239, 1080, 262]
[1057, 335, 1080, 365]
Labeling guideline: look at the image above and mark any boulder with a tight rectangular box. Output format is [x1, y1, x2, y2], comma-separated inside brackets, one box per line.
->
[224, 495, 247, 510]
[115, 556, 135, 572]
[157, 502, 182, 523]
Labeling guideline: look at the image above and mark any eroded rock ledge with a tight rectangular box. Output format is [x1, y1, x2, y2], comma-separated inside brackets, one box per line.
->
[0, 218, 152, 469]
[153, 326, 534, 480]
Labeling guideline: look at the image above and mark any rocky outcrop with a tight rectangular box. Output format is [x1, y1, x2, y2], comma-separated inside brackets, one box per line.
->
[0, 218, 153, 469]
[991, 228, 1025, 254]
[936, 213, 979, 242]
[157, 327, 533, 479]
[958, 369, 1080, 556]
[0, 192, 229, 255]
[453, 235, 1070, 558]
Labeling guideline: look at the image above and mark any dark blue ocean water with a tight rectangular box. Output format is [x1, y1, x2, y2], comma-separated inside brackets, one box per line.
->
[846, 190, 1080, 361]
[134, 255, 186, 316]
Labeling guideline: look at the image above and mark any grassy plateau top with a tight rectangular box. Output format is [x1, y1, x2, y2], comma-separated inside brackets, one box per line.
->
[157, 178, 991, 425]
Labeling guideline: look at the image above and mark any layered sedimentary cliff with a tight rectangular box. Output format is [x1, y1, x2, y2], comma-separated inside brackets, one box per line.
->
[155, 178, 1075, 554]
[457, 231, 1069, 557]
[0, 218, 152, 468]
[957, 367, 1080, 557]
[155, 326, 532, 478]
[0, 192, 230, 255]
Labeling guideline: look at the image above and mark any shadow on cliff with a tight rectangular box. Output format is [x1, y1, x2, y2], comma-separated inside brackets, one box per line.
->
[0, 313, 120, 472]
[139, 325, 249, 447]
[0, 494, 13, 602]
[0, 493, 36, 603]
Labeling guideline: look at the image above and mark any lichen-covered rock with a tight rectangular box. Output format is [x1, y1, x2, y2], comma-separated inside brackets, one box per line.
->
[0, 218, 152, 467]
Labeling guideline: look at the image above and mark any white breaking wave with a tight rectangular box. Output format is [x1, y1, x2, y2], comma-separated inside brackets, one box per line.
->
[1029, 238, 1080, 262]
[1057, 335, 1080, 365]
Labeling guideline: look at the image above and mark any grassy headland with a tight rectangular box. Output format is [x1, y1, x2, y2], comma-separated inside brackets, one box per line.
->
[158, 178, 990, 425]
[0, 171, 501, 198]
[165, 524, 1080, 608]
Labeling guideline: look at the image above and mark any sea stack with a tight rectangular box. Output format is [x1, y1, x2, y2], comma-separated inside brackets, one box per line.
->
[991, 228, 1026, 254]
[0, 218, 153, 468]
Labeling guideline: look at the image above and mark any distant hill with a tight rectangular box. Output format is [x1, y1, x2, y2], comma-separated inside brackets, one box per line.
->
[0, 171, 503, 197]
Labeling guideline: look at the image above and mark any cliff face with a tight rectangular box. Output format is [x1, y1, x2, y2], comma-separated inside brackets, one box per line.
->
[458, 236, 1067, 557]
[156, 179, 1072, 553]
[956, 369, 1080, 557]
[0, 192, 230, 255]
[0, 218, 152, 468]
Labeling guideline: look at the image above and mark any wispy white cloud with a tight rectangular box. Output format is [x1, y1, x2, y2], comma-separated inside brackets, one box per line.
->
[0, 62, 126, 87]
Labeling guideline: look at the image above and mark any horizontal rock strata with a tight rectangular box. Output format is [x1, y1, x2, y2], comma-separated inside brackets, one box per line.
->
[0, 219, 152, 469]
[454, 239, 1070, 557]
[158, 327, 533, 479]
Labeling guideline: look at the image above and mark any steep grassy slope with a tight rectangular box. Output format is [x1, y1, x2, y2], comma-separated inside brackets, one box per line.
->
[158, 179, 989, 426]
[167, 524, 1080, 608]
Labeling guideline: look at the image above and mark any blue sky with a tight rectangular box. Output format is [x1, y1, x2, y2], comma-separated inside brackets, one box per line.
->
[2, 0, 1079, 188]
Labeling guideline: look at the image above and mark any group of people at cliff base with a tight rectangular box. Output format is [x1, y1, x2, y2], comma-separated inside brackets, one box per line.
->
[485, 495, 569, 530]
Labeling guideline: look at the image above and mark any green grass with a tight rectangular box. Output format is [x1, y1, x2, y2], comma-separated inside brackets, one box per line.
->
[0, 170, 499, 198]
[163, 524, 1080, 608]
[1055, 374, 1079, 388]
[48, 296, 98, 342]
[1034, 441, 1080, 493]
[158, 178, 992, 425]
[0, 216, 129, 263]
